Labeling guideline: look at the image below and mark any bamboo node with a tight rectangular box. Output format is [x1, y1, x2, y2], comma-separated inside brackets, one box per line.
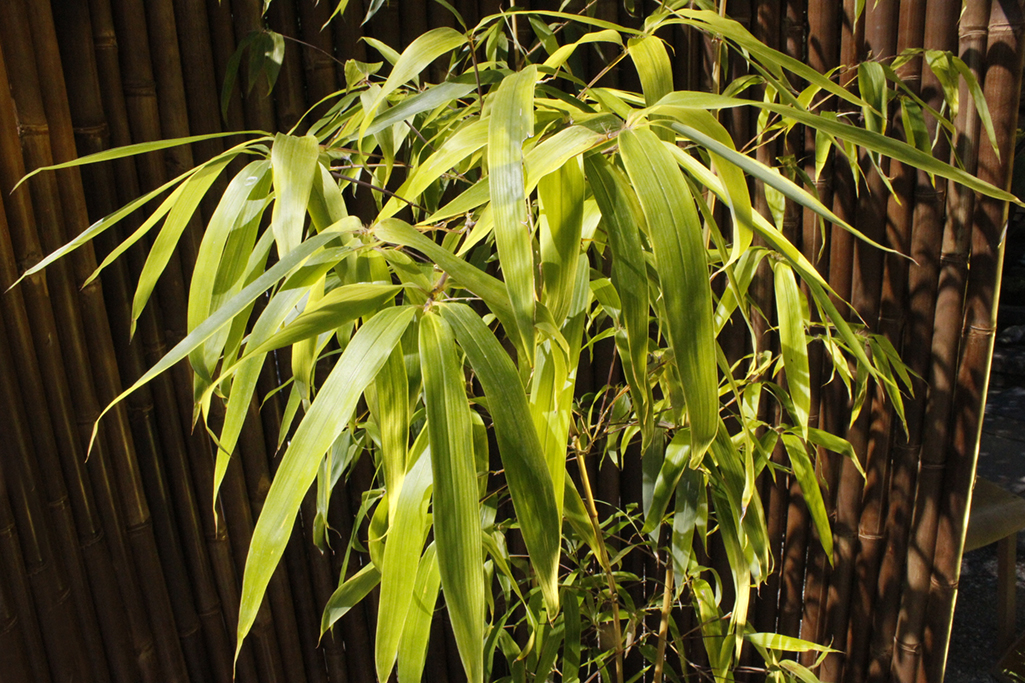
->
[123, 82, 157, 97]
[92, 31, 117, 49]
[17, 122, 49, 137]
[894, 637, 921, 655]
[858, 530, 885, 541]
[965, 323, 995, 337]
[73, 123, 109, 137]
[79, 528, 105, 549]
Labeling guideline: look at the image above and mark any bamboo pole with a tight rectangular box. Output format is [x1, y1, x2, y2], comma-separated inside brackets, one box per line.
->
[868, 1, 960, 680]
[296, 0, 340, 106]
[229, 0, 279, 132]
[801, 0, 854, 662]
[922, 3, 1025, 680]
[786, 0, 841, 643]
[0, 210, 53, 683]
[0, 307, 96, 683]
[0, 460, 37, 683]
[265, 0, 307, 133]
[844, 0, 927, 678]
[891, 3, 991, 680]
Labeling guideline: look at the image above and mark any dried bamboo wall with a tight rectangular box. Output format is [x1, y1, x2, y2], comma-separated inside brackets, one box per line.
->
[0, 1, 1021, 682]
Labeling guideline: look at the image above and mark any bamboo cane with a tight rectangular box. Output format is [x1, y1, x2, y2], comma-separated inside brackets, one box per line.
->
[266, 0, 307, 132]
[843, 0, 927, 678]
[0, 211, 54, 683]
[229, 0, 279, 132]
[922, 3, 1025, 680]
[85, 1, 260, 678]
[204, 0, 249, 136]
[891, 3, 991, 680]
[0, 312, 96, 683]
[296, 0, 340, 106]
[0, 465, 36, 683]
[801, 0, 862, 664]
[868, 0, 959, 679]
[785, 0, 840, 644]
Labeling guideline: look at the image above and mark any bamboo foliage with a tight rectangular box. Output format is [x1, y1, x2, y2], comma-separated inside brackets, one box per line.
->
[1, 2, 1022, 683]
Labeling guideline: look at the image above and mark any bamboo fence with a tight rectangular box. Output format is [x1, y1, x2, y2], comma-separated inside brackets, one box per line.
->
[0, 1, 1021, 682]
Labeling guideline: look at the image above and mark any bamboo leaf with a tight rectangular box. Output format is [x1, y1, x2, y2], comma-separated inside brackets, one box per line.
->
[620, 127, 718, 457]
[773, 261, 810, 438]
[360, 27, 469, 140]
[584, 155, 652, 444]
[538, 157, 584, 326]
[239, 305, 416, 656]
[376, 446, 433, 682]
[132, 156, 234, 334]
[419, 312, 484, 683]
[321, 563, 382, 634]
[489, 65, 539, 364]
[397, 544, 442, 683]
[270, 133, 321, 257]
[781, 433, 832, 559]
[628, 34, 673, 106]
[440, 303, 561, 614]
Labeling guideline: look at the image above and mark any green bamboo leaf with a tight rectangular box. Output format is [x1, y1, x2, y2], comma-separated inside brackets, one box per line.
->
[374, 219, 515, 330]
[543, 29, 621, 72]
[781, 433, 832, 559]
[781, 659, 827, 683]
[243, 282, 402, 357]
[584, 155, 652, 444]
[239, 305, 416, 656]
[363, 79, 479, 139]
[489, 65, 539, 364]
[628, 34, 672, 106]
[13, 131, 266, 191]
[397, 544, 442, 683]
[270, 133, 321, 257]
[380, 117, 489, 220]
[132, 155, 234, 334]
[321, 563, 382, 634]
[538, 157, 584, 326]
[773, 261, 810, 438]
[440, 303, 561, 614]
[189, 160, 272, 382]
[746, 632, 836, 654]
[563, 588, 581, 683]
[419, 312, 484, 683]
[213, 287, 305, 507]
[373, 342, 411, 512]
[806, 427, 864, 478]
[376, 446, 433, 683]
[620, 127, 718, 457]
[360, 27, 469, 140]
[671, 468, 706, 595]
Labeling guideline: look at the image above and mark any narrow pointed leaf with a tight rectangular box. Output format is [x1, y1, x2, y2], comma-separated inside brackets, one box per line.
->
[440, 303, 561, 614]
[270, 133, 321, 257]
[239, 305, 416, 656]
[419, 312, 484, 683]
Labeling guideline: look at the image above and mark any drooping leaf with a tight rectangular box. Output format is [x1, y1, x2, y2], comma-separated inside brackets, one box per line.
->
[419, 312, 484, 683]
[238, 305, 416, 656]
[441, 303, 561, 614]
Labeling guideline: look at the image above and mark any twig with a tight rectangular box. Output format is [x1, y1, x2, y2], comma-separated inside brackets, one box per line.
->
[330, 171, 428, 211]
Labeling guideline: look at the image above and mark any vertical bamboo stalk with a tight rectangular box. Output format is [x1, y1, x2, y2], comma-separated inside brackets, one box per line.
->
[0, 461, 37, 683]
[0, 312, 96, 683]
[891, 3, 991, 681]
[922, 3, 1025, 680]
[869, 1, 959, 680]
[844, 0, 927, 678]
[296, 0, 340, 106]
[229, 0, 279, 132]
[86, 1, 260, 679]
[802, 0, 859, 663]
[265, 0, 308, 132]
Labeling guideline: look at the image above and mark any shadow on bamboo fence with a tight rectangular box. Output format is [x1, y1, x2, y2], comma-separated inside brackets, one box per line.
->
[0, 1, 1020, 682]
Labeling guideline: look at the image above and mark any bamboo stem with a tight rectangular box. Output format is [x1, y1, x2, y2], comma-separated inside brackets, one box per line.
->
[921, 3, 1025, 680]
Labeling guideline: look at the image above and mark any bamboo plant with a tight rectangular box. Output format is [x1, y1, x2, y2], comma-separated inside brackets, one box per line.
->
[19, 3, 1019, 682]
